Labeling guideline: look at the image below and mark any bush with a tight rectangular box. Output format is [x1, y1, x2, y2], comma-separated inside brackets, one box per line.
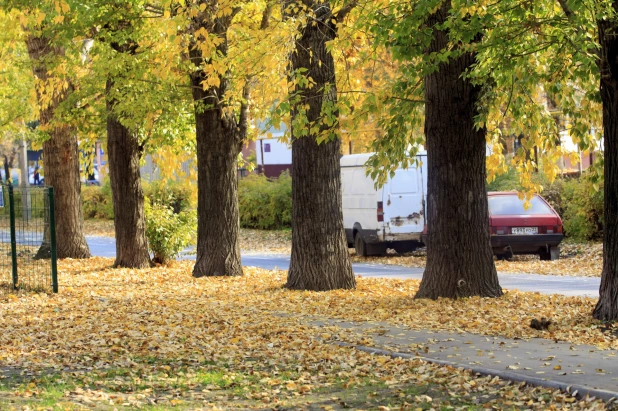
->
[561, 175, 604, 241]
[487, 166, 520, 192]
[238, 172, 292, 230]
[144, 180, 193, 214]
[145, 201, 197, 265]
[82, 179, 114, 219]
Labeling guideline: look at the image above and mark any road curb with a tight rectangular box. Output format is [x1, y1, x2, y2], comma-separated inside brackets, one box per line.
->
[332, 341, 618, 404]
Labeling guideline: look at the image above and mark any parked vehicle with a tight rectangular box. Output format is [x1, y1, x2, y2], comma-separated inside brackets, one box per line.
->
[488, 192, 564, 261]
[80, 166, 100, 186]
[341, 152, 427, 256]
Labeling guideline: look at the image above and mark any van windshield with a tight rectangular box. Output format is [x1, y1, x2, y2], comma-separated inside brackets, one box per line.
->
[488, 195, 553, 216]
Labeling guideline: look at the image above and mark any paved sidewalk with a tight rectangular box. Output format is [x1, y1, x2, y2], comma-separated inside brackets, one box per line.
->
[314, 318, 618, 401]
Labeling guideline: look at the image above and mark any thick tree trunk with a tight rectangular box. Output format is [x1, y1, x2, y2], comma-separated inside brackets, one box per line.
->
[593, 13, 618, 321]
[415, 2, 501, 299]
[191, 101, 243, 277]
[25, 35, 90, 259]
[106, 81, 151, 268]
[285, 1, 355, 291]
[188, 12, 243, 277]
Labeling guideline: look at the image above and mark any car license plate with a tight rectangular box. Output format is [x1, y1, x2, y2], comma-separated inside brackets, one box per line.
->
[512, 227, 538, 235]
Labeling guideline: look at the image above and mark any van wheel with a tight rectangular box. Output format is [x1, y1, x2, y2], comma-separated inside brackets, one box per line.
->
[354, 233, 368, 257]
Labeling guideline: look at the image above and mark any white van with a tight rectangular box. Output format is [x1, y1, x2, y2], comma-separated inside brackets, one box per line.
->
[341, 152, 428, 256]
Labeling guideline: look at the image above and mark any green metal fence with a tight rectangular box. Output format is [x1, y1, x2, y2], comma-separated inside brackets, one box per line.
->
[0, 185, 57, 295]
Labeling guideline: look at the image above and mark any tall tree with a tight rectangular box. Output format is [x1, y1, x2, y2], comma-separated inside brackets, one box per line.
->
[57, 0, 192, 267]
[25, 32, 91, 259]
[284, 0, 355, 291]
[553, 0, 618, 321]
[101, 6, 151, 268]
[414, 1, 501, 299]
[592, 1, 618, 321]
[186, 1, 248, 277]
[106, 76, 151, 268]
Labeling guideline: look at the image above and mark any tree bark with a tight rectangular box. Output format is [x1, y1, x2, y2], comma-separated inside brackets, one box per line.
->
[106, 80, 151, 268]
[415, 1, 501, 299]
[593, 9, 618, 321]
[285, 0, 355, 291]
[25, 35, 91, 259]
[189, 10, 243, 277]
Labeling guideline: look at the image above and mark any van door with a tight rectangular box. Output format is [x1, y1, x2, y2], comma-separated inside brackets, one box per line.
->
[383, 164, 425, 237]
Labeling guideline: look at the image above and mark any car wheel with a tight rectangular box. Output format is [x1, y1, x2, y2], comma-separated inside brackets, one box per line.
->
[540, 247, 560, 261]
[550, 246, 560, 261]
[354, 232, 367, 257]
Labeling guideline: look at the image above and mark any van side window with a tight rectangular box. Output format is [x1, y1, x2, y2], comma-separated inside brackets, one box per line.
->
[390, 169, 418, 194]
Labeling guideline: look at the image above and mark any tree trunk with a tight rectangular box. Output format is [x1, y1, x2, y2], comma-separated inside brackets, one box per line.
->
[188, 11, 244, 278]
[593, 11, 618, 321]
[285, 0, 355, 291]
[106, 81, 151, 268]
[25, 35, 90, 259]
[415, 1, 501, 299]
[191, 104, 243, 277]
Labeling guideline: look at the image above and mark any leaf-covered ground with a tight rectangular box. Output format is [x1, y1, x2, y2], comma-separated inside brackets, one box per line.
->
[85, 220, 602, 277]
[350, 242, 603, 278]
[83, 220, 116, 238]
[84, 220, 293, 255]
[0, 258, 615, 410]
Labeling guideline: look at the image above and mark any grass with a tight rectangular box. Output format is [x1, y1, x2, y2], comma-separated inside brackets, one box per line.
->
[0, 366, 490, 411]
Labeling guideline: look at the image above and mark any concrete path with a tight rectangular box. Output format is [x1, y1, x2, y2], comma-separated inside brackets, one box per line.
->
[313, 318, 618, 401]
[85, 237, 601, 297]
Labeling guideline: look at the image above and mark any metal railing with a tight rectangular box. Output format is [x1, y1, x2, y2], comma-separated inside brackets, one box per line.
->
[0, 185, 57, 295]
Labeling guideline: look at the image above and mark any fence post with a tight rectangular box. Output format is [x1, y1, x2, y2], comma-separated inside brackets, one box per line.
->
[48, 187, 58, 293]
[8, 185, 17, 289]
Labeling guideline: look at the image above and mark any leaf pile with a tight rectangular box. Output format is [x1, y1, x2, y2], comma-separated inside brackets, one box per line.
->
[0, 258, 612, 409]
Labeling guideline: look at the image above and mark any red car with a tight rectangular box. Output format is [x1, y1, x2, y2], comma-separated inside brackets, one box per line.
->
[488, 192, 563, 261]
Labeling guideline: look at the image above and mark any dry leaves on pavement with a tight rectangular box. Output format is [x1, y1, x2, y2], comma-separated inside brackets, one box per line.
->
[0, 258, 612, 410]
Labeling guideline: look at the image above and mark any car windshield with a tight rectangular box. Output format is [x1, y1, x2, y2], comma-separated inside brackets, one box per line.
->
[488, 195, 553, 216]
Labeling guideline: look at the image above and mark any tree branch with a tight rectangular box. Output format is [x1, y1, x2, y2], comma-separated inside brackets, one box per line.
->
[556, 0, 573, 19]
[335, 0, 358, 23]
[238, 79, 252, 146]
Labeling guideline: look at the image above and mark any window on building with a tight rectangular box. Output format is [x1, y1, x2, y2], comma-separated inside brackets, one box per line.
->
[264, 143, 271, 152]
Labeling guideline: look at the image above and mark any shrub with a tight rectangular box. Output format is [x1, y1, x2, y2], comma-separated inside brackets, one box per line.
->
[487, 166, 520, 192]
[144, 180, 193, 214]
[145, 201, 197, 265]
[561, 174, 604, 241]
[82, 179, 114, 219]
[238, 172, 292, 230]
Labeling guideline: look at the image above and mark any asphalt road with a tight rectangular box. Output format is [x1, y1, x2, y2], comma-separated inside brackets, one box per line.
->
[86, 236, 601, 298]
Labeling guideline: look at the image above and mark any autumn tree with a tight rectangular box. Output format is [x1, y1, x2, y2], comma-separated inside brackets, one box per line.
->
[592, 1, 618, 321]
[184, 0, 282, 277]
[16, 4, 92, 259]
[95, 2, 154, 268]
[552, 0, 618, 321]
[49, 0, 193, 268]
[364, 0, 501, 298]
[281, 0, 355, 291]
